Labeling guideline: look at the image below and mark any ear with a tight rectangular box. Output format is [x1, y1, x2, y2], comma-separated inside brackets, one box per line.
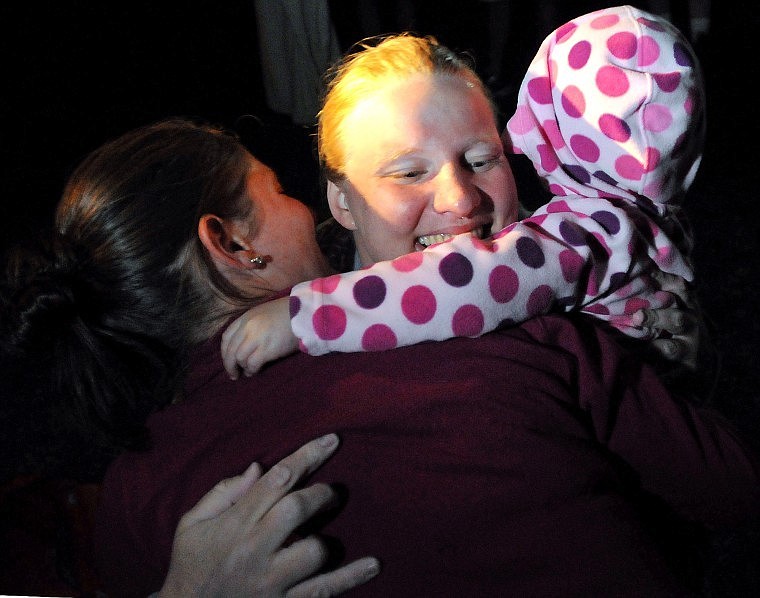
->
[197, 214, 252, 269]
[326, 180, 357, 231]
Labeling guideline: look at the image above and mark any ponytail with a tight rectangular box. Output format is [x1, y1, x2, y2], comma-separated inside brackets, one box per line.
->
[1, 118, 254, 480]
[1, 235, 178, 479]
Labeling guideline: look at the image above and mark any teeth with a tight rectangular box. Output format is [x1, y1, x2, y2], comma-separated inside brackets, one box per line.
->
[417, 227, 483, 247]
[417, 233, 453, 247]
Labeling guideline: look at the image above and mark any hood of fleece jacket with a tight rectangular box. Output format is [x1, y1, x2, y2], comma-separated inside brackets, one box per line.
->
[505, 5, 705, 214]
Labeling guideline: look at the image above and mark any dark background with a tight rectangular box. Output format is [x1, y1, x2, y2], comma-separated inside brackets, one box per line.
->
[1, 0, 758, 594]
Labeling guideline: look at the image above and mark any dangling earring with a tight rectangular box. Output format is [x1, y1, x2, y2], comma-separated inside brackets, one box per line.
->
[248, 253, 272, 269]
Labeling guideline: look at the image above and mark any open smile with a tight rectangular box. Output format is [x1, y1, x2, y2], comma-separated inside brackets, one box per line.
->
[415, 225, 487, 250]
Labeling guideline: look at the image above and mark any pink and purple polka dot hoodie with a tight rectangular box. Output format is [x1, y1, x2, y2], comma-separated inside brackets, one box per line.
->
[289, 5, 705, 355]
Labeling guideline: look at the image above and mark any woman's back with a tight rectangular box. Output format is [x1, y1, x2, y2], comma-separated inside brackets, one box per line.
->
[95, 314, 759, 597]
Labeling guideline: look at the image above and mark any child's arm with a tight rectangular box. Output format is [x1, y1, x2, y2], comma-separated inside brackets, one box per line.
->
[221, 297, 297, 379]
[290, 196, 693, 356]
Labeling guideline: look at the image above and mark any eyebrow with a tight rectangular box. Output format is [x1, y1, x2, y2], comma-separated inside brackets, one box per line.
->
[386, 148, 421, 162]
[370, 148, 423, 176]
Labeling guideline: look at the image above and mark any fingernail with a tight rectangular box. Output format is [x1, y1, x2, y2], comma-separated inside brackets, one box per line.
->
[364, 558, 381, 579]
[317, 433, 339, 450]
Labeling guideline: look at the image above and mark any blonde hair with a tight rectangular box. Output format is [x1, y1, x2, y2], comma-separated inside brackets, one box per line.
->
[318, 33, 493, 182]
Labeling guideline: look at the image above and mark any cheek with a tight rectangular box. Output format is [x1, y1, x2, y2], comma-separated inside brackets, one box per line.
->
[359, 189, 427, 235]
[488, 170, 520, 226]
[269, 209, 319, 269]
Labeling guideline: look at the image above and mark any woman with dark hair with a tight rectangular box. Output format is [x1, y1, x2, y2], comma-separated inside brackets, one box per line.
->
[0, 118, 379, 595]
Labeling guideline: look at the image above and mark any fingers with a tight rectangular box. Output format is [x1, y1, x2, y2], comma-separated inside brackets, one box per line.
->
[234, 337, 262, 378]
[233, 434, 341, 529]
[243, 352, 264, 377]
[177, 461, 263, 530]
[243, 347, 266, 377]
[257, 483, 339, 554]
[219, 314, 239, 357]
[221, 315, 246, 379]
[268, 535, 330, 590]
[651, 338, 683, 361]
[222, 313, 267, 379]
[286, 555, 381, 598]
[161, 434, 361, 597]
[633, 298, 701, 370]
[649, 269, 689, 298]
[651, 338, 698, 370]
[636, 306, 694, 334]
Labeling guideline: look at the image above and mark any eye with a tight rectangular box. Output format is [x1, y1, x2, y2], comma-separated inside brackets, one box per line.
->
[467, 155, 503, 172]
[383, 167, 428, 183]
[396, 169, 425, 180]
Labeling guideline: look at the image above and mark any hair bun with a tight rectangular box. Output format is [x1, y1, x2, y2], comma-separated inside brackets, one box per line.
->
[1, 236, 90, 355]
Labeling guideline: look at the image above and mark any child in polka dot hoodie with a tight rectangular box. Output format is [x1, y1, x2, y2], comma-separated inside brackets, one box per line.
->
[222, 5, 705, 377]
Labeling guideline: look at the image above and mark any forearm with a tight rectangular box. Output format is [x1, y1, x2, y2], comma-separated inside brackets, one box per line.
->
[291, 197, 693, 355]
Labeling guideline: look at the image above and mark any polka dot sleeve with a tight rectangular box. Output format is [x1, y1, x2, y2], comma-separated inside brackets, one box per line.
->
[290, 194, 693, 356]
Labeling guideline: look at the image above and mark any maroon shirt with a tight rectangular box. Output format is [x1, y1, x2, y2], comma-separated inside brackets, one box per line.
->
[94, 315, 760, 596]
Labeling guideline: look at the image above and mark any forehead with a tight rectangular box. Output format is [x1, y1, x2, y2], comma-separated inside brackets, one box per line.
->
[242, 157, 283, 216]
[246, 156, 280, 187]
[341, 73, 498, 162]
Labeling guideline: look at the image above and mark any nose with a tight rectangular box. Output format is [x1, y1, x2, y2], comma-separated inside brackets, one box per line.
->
[432, 164, 480, 216]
